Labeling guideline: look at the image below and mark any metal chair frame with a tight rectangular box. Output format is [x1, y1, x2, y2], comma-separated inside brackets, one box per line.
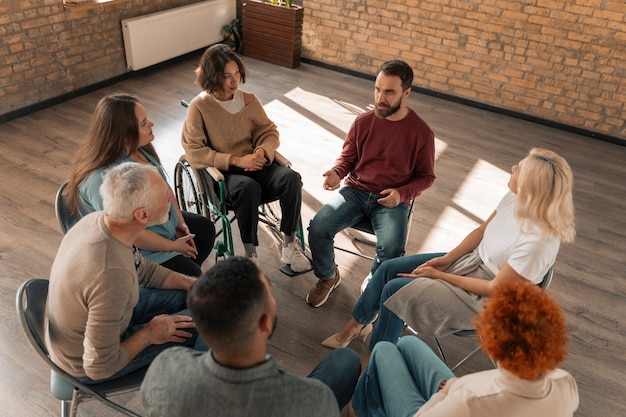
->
[431, 265, 555, 373]
[16, 278, 145, 417]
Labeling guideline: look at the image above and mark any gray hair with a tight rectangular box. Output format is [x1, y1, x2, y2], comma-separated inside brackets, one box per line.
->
[100, 162, 160, 221]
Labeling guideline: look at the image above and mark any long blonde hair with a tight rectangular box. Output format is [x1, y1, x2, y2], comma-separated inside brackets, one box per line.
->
[515, 148, 575, 242]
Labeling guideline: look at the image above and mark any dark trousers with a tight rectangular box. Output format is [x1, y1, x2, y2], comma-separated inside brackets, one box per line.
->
[161, 211, 216, 277]
[224, 162, 303, 246]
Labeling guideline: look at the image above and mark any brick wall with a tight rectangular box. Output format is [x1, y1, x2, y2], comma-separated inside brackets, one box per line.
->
[0, 0, 204, 116]
[2, 0, 625, 141]
[301, 0, 626, 141]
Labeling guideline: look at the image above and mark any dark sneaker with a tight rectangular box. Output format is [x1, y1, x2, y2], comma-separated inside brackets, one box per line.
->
[306, 268, 341, 307]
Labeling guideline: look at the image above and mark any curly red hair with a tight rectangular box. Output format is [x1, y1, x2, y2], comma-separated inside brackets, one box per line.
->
[474, 280, 569, 380]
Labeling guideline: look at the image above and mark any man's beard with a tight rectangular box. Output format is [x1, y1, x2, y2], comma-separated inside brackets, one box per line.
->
[375, 100, 401, 118]
[147, 203, 171, 227]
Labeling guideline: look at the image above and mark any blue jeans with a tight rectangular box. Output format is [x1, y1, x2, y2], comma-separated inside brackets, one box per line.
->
[308, 187, 410, 279]
[309, 348, 361, 410]
[352, 336, 455, 417]
[78, 286, 207, 384]
[351, 253, 446, 350]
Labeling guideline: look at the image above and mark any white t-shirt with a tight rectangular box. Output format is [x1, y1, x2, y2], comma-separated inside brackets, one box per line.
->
[478, 191, 560, 283]
[214, 89, 244, 114]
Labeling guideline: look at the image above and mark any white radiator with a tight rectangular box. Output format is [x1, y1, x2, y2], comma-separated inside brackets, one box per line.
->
[121, 0, 235, 71]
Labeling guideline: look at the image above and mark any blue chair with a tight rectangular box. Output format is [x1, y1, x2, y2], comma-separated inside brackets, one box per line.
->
[54, 180, 80, 234]
[16, 278, 145, 417]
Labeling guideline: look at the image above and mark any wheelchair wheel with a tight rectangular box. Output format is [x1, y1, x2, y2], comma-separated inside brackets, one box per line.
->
[174, 160, 203, 215]
[260, 200, 307, 252]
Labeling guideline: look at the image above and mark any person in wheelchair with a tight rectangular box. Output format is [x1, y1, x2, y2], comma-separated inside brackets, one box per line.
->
[181, 44, 310, 272]
[67, 93, 216, 277]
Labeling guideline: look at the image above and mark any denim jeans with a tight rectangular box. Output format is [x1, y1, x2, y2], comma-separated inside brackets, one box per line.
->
[308, 348, 361, 410]
[78, 286, 207, 384]
[351, 252, 446, 350]
[308, 186, 410, 279]
[352, 336, 455, 417]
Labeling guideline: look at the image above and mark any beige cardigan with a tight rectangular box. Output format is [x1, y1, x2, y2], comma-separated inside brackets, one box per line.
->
[181, 91, 280, 171]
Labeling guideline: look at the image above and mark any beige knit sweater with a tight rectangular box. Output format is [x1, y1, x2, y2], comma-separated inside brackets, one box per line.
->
[181, 91, 280, 171]
[46, 212, 170, 380]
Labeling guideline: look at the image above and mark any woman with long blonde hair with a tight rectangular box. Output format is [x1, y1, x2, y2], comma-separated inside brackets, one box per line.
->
[322, 148, 575, 349]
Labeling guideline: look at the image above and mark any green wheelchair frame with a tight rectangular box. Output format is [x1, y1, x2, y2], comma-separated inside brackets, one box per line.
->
[173, 156, 306, 260]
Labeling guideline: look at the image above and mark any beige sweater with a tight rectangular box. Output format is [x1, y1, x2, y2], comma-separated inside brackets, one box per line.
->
[46, 212, 170, 380]
[181, 91, 280, 171]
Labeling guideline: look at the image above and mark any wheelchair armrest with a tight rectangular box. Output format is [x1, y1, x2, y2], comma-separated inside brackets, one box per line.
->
[200, 152, 290, 182]
[205, 166, 225, 182]
[274, 151, 291, 167]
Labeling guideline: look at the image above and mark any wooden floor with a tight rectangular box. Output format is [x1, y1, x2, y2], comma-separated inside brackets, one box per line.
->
[1, 52, 624, 417]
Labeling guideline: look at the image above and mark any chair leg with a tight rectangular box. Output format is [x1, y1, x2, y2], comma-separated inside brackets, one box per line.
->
[69, 388, 82, 417]
[434, 337, 449, 367]
[296, 218, 306, 251]
[61, 400, 71, 417]
[450, 346, 482, 373]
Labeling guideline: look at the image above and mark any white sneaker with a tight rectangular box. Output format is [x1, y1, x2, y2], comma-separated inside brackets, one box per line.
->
[281, 242, 311, 273]
[249, 254, 259, 265]
[360, 272, 372, 294]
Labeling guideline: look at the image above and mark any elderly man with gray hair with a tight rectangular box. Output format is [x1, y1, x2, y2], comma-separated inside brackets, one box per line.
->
[46, 162, 206, 384]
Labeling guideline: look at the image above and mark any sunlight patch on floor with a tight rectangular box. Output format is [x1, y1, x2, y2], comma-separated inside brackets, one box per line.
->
[417, 159, 511, 253]
[283, 87, 365, 133]
[452, 159, 511, 220]
[263, 98, 346, 210]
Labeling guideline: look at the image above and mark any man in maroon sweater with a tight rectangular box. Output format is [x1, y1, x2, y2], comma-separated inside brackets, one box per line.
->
[307, 59, 436, 308]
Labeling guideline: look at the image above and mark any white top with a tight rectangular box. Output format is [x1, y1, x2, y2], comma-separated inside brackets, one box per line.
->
[478, 191, 560, 283]
[416, 368, 579, 417]
[214, 89, 244, 114]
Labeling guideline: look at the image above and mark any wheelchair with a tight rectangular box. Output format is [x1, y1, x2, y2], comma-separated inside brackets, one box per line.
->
[173, 155, 306, 261]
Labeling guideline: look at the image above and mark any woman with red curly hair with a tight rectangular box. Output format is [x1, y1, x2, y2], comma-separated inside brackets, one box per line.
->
[351, 281, 579, 417]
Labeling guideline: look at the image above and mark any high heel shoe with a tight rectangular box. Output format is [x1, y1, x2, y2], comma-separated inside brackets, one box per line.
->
[321, 323, 373, 349]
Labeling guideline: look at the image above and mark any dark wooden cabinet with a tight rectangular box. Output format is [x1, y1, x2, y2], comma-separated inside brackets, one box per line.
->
[242, 0, 303, 69]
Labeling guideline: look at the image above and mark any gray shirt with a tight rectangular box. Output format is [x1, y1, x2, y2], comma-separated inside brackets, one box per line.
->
[141, 347, 340, 417]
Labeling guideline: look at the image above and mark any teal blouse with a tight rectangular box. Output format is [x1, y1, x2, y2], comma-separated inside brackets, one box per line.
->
[78, 149, 179, 265]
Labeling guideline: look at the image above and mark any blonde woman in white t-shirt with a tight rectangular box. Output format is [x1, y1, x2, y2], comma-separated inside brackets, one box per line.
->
[321, 148, 575, 351]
